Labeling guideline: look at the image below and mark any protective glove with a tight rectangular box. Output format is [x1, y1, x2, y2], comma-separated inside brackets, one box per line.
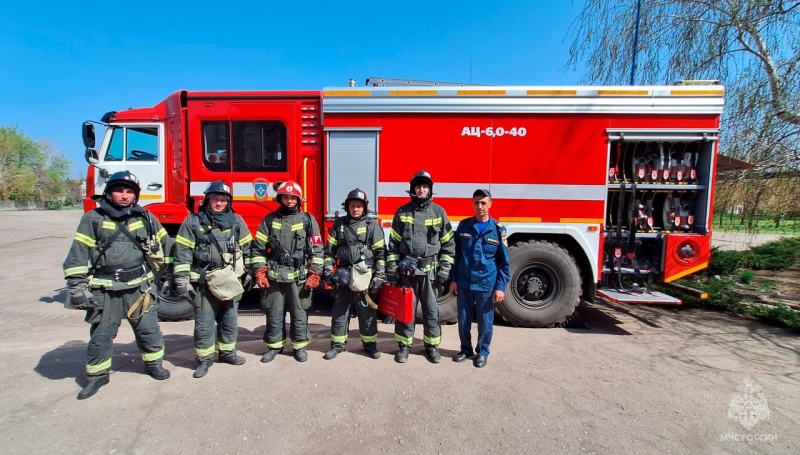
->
[305, 271, 321, 290]
[368, 276, 384, 294]
[174, 276, 196, 302]
[255, 266, 269, 289]
[69, 288, 97, 310]
[435, 267, 450, 284]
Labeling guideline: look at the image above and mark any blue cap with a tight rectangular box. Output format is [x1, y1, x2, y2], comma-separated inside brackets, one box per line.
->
[473, 188, 492, 198]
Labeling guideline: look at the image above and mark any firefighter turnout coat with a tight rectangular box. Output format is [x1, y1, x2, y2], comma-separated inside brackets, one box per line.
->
[62, 206, 170, 376]
[173, 213, 253, 361]
[387, 199, 455, 347]
[323, 215, 386, 349]
[251, 209, 324, 351]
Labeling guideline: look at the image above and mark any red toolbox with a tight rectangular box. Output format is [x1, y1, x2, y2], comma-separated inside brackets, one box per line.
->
[378, 284, 415, 324]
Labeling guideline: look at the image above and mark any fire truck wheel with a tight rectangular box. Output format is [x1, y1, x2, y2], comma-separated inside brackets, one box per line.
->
[415, 281, 458, 324]
[155, 270, 195, 321]
[498, 240, 581, 327]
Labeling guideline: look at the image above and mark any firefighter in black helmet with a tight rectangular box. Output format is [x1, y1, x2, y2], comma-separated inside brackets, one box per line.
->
[63, 170, 171, 400]
[173, 180, 253, 378]
[322, 188, 386, 360]
[386, 170, 456, 364]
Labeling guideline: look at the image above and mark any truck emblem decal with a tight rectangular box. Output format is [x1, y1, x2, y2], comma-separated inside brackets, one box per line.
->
[253, 178, 270, 202]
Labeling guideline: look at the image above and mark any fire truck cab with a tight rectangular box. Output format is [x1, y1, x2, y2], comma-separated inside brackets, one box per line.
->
[82, 80, 723, 325]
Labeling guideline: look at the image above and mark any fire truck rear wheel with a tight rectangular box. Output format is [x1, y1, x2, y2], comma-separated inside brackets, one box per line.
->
[498, 240, 581, 327]
[154, 270, 195, 322]
[414, 281, 458, 324]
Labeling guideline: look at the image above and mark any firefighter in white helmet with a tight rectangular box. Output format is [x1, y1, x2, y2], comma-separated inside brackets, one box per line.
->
[173, 180, 253, 378]
[322, 188, 386, 360]
[251, 180, 324, 363]
[62, 170, 171, 400]
[386, 170, 456, 363]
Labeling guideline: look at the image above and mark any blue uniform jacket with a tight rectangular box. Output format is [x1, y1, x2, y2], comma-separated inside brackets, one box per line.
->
[451, 217, 511, 292]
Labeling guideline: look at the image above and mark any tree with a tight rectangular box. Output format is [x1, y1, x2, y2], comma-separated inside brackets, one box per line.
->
[567, 0, 800, 169]
[0, 126, 44, 201]
[0, 126, 81, 207]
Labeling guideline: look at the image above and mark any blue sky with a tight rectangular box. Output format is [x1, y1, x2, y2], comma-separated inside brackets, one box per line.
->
[0, 1, 586, 176]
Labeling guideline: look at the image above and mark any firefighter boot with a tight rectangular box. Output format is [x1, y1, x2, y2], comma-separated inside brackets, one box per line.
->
[364, 344, 381, 359]
[219, 351, 246, 366]
[260, 348, 282, 363]
[323, 347, 344, 360]
[395, 345, 410, 363]
[425, 346, 442, 364]
[77, 374, 109, 400]
[294, 349, 308, 362]
[193, 358, 213, 379]
[145, 361, 171, 380]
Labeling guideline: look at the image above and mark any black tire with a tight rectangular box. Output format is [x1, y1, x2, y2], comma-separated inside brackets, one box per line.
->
[414, 280, 458, 324]
[497, 240, 581, 327]
[154, 270, 194, 321]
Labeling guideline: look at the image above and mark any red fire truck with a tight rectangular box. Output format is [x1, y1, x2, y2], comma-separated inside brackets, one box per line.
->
[81, 78, 723, 326]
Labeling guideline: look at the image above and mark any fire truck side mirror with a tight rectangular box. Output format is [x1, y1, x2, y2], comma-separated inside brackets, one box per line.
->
[82, 122, 96, 149]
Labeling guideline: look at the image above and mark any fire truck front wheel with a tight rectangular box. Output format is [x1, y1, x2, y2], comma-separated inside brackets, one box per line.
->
[499, 240, 581, 327]
[415, 281, 458, 325]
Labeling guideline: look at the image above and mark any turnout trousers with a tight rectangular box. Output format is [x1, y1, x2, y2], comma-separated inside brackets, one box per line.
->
[329, 287, 378, 350]
[86, 287, 165, 376]
[394, 273, 441, 348]
[193, 288, 240, 361]
[456, 288, 495, 357]
[260, 281, 312, 350]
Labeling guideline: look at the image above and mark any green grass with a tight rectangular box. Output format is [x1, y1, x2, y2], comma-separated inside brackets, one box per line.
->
[715, 215, 800, 234]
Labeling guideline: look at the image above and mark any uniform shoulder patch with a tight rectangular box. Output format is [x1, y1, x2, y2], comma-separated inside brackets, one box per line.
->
[311, 234, 323, 245]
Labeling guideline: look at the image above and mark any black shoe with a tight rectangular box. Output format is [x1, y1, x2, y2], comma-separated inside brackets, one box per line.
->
[364, 345, 381, 359]
[453, 352, 474, 363]
[294, 349, 308, 362]
[323, 348, 343, 360]
[474, 355, 487, 368]
[193, 359, 213, 378]
[77, 375, 109, 400]
[260, 348, 282, 363]
[145, 362, 170, 380]
[395, 346, 410, 363]
[425, 346, 442, 364]
[219, 353, 246, 366]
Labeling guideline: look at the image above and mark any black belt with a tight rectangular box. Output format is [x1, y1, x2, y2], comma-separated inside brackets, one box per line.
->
[415, 256, 435, 268]
[95, 260, 149, 282]
[270, 254, 304, 266]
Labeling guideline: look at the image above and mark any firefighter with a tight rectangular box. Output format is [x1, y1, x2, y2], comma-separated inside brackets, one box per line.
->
[322, 189, 386, 360]
[63, 171, 170, 400]
[251, 180, 324, 363]
[386, 170, 455, 363]
[173, 180, 253, 378]
[448, 189, 510, 368]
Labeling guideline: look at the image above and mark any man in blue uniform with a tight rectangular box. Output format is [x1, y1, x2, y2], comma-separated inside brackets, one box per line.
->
[448, 189, 510, 368]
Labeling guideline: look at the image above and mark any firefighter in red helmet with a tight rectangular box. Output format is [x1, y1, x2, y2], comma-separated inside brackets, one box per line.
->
[63, 170, 171, 399]
[386, 170, 456, 363]
[322, 188, 386, 360]
[251, 180, 324, 363]
[173, 180, 253, 378]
